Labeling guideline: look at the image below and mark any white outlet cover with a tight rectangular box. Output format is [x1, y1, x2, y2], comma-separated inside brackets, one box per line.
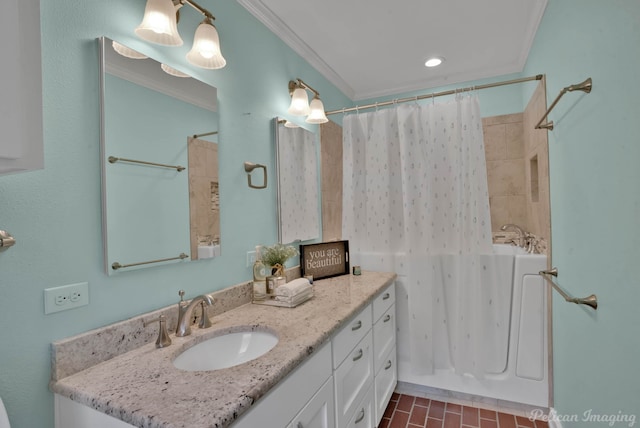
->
[44, 282, 89, 314]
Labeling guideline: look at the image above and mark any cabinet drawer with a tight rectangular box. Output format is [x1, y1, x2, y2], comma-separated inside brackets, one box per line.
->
[373, 305, 395, 374]
[372, 284, 395, 323]
[332, 305, 372, 368]
[345, 384, 374, 428]
[374, 347, 397, 427]
[334, 332, 373, 428]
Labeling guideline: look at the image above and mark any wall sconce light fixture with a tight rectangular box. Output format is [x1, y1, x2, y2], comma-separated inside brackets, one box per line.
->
[135, 0, 226, 70]
[288, 79, 328, 124]
[244, 162, 267, 189]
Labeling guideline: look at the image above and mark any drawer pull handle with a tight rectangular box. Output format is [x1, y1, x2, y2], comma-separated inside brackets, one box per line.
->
[385, 360, 393, 370]
[352, 348, 363, 362]
[355, 408, 365, 424]
[382, 292, 390, 300]
[351, 320, 362, 331]
[297, 423, 303, 428]
[383, 314, 391, 323]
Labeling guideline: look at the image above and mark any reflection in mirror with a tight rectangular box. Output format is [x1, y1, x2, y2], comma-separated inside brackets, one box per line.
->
[274, 118, 320, 244]
[99, 37, 219, 274]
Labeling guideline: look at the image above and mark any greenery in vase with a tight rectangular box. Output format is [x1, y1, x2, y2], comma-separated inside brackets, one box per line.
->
[261, 243, 298, 267]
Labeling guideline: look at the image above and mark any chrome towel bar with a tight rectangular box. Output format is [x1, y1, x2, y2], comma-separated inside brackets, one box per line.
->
[112, 253, 189, 270]
[108, 156, 185, 172]
[539, 267, 598, 310]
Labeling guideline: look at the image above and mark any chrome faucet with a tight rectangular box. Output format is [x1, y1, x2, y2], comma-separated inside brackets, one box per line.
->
[176, 290, 215, 337]
[500, 224, 526, 247]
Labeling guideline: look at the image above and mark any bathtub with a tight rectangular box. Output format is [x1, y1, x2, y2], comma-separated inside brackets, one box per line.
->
[356, 244, 549, 408]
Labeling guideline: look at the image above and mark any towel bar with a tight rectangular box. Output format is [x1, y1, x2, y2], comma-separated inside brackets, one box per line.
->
[539, 267, 597, 310]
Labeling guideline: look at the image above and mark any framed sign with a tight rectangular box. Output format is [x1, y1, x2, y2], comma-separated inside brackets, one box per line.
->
[300, 240, 350, 280]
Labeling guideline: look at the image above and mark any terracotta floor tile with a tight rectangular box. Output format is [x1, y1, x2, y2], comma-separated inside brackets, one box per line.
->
[480, 419, 497, 428]
[426, 418, 444, 428]
[379, 417, 391, 428]
[397, 395, 416, 412]
[391, 392, 401, 401]
[447, 403, 462, 414]
[415, 396, 431, 407]
[497, 412, 517, 428]
[410, 403, 428, 426]
[429, 400, 446, 420]
[409, 425, 423, 428]
[479, 409, 496, 421]
[516, 415, 535, 427]
[384, 399, 398, 419]
[390, 410, 410, 428]
[462, 406, 479, 426]
[444, 411, 462, 428]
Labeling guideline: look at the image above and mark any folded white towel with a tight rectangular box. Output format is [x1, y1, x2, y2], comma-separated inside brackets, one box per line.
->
[275, 278, 311, 297]
[275, 288, 313, 305]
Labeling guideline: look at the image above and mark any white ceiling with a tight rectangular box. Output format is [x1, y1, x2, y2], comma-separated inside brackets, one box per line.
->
[237, 0, 548, 101]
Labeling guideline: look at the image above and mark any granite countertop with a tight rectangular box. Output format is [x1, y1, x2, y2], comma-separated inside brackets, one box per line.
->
[50, 271, 396, 428]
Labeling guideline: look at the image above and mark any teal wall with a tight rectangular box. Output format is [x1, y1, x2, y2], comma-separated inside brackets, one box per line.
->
[523, 0, 640, 423]
[0, 1, 350, 427]
[2, 0, 639, 426]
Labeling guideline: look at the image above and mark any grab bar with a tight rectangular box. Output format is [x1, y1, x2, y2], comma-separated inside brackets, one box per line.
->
[112, 253, 189, 270]
[539, 268, 597, 310]
[108, 156, 185, 172]
[535, 77, 592, 130]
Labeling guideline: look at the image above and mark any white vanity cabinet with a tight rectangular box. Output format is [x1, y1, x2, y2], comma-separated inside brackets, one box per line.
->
[235, 341, 333, 428]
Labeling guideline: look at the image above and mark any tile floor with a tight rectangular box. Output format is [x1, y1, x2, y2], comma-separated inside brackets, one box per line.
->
[379, 393, 549, 428]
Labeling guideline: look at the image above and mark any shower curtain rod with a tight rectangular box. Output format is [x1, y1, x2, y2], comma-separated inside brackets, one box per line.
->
[325, 74, 544, 116]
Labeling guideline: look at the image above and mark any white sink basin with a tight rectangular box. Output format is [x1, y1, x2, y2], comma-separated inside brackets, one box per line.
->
[173, 330, 278, 371]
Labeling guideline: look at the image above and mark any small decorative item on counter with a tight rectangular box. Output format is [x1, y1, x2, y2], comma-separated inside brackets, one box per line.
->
[266, 276, 286, 296]
[252, 245, 268, 301]
[304, 274, 314, 284]
[261, 243, 298, 277]
[299, 240, 350, 280]
[352, 265, 361, 275]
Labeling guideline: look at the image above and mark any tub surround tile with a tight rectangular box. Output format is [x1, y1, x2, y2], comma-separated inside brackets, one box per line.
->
[51, 271, 396, 428]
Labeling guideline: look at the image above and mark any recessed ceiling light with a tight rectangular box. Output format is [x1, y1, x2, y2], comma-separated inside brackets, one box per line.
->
[425, 57, 444, 68]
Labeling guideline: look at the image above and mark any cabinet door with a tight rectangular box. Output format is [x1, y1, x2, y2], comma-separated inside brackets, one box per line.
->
[0, 0, 43, 175]
[291, 376, 335, 428]
[334, 332, 373, 428]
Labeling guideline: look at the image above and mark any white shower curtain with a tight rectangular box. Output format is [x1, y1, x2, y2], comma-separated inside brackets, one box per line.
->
[342, 95, 495, 377]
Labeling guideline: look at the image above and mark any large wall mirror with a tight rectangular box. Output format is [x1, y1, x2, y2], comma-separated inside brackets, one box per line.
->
[99, 37, 220, 275]
[274, 118, 320, 244]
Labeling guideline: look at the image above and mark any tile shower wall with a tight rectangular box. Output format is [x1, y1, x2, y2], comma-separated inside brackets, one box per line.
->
[483, 113, 527, 234]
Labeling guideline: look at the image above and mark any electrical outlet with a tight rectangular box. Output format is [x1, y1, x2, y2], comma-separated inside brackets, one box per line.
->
[247, 251, 256, 267]
[44, 282, 89, 314]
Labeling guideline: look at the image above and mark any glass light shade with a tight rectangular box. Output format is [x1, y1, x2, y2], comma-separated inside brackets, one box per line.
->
[112, 41, 148, 59]
[305, 97, 329, 124]
[288, 87, 311, 116]
[161, 63, 191, 78]
[186, 20, 227, 69]
[135, 0, 183, 46]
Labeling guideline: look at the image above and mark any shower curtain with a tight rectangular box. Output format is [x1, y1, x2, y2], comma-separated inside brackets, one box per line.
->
[342, 95, 496, 377]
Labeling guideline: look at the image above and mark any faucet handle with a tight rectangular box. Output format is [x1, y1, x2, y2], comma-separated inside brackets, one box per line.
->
[143, 314, 172, 348]
[198, 301, 213, 329]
